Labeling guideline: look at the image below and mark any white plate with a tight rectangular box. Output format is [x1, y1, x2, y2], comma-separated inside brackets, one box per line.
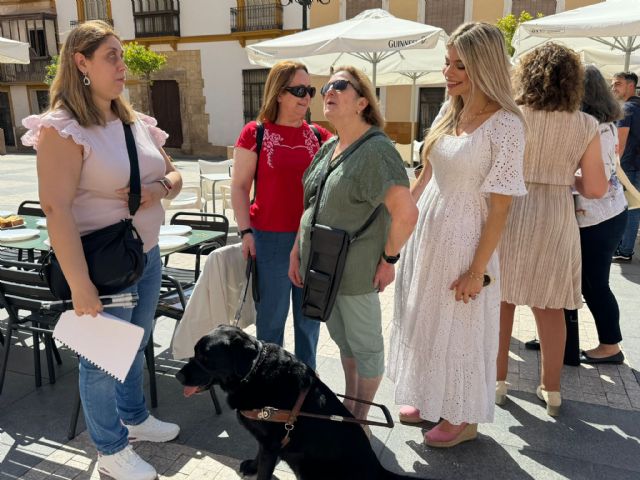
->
[0, 228, 40, 242]
[0, 210, 13, 217]
[158, 235, 189, 250]
[44, 238, 51, 247]
[37, 218, 47, 228]
[159, 225, 192, 236]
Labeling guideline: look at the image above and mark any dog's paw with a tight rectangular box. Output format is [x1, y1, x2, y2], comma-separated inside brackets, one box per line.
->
[239, 459, 258, 475]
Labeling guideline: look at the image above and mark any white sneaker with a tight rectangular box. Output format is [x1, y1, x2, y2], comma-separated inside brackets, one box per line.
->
[126, 414, 180, 443]
[97, 445, 157, 480]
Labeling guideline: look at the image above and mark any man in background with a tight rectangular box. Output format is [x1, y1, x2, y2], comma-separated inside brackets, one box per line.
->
[612, 72, 640, 262]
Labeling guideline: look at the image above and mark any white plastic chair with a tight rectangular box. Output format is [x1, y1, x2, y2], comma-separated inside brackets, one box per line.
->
[395, 143, 412, 167]
[199, 159, 233, 213]
[161, 186, 202, 213]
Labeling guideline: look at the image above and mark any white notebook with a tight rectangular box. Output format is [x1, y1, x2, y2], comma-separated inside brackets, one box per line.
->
[54, 311, 144, 382]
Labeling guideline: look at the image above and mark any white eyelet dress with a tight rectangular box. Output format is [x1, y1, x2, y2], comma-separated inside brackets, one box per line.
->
[388, 108, 526, 424]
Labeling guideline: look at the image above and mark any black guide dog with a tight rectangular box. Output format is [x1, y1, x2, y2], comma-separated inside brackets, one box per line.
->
[176, 325, 419, 480]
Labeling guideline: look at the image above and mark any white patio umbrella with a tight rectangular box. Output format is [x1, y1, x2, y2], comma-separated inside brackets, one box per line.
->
[512, 0, 640, 71]
[0, 36, 30, 64]
[581, 48, 640, 77]
[246, 9, 447, 87]
[375, 48, 446, 157]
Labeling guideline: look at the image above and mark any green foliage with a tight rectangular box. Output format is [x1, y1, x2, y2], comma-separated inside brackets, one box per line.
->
[44, 55, 59, 85]
[496, 11, 542, 56]
[42, 42, 166, 85]
[123, 42, 167, 80]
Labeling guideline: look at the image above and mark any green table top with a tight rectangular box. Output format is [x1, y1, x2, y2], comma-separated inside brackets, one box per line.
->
[0, 215, 225, 257]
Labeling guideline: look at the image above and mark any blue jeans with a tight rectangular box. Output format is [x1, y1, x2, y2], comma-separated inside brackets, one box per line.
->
[79, 246, 162, 455]
[253, 230, 320, 369]
[619, 170, 640, 256]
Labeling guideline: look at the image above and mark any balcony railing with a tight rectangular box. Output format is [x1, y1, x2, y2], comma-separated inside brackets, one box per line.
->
[230, 4, 283, 33]
[70, 18, 114, 27]
[132, 0, 180, 38]
[0, 57, 51, 84]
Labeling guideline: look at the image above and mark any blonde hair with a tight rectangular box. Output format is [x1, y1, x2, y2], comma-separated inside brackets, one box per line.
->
[49, 20, 135, 127]
[421, 22, 524, 166]
[332, 65, 385, 128]
[257, 60, 308, 123]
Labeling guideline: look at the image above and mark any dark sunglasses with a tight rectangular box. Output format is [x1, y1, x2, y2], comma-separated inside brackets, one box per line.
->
[320, 79, 361, 96]
[283, 85, 316, 98]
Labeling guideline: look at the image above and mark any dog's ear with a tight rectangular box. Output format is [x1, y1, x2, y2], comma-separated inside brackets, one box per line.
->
[229, 333, 260, 380]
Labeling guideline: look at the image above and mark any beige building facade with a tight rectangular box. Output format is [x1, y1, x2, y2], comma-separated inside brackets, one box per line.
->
[0, 0, 603, 154]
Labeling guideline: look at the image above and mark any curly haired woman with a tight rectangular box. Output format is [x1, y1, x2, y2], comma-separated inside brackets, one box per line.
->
[496, 44, 608, 416]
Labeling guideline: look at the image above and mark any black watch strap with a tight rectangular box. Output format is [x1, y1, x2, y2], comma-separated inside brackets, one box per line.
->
[382, 251, 400, 264]
[239, 228, 253, 239]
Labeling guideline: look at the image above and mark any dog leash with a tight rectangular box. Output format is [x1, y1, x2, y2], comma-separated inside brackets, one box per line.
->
[233, 256, 254, 327]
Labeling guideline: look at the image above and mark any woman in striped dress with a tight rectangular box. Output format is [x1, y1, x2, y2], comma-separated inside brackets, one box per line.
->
[496, 43, 608, 416]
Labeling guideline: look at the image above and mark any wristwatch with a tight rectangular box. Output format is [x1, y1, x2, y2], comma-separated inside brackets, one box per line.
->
[239, 228, 253, 239]
[382, 251, 400, 264]
[156, 177, 173, 197]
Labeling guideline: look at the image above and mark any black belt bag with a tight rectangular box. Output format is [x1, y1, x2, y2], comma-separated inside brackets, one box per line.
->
[302, 130, 384, 322]
[40, 122, 145, 300]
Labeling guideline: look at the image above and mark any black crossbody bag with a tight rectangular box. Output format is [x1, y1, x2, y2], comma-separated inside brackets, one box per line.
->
[40, 122, 146, 300]
[302, 130, 384, 321]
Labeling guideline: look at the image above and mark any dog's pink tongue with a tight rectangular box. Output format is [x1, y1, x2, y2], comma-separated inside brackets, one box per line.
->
[183, 386, 200, 398]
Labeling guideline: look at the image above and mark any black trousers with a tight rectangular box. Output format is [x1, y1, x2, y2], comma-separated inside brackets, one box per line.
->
[580, 209, 628, 345]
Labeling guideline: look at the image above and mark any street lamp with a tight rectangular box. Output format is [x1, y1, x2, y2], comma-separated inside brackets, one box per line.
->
[280, 0, 331, 31]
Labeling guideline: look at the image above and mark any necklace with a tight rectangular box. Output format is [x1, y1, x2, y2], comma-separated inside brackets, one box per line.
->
[458, 99, 492, 127]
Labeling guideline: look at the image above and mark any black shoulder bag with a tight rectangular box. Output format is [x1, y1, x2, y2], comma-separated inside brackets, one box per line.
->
[41, 122, 146, 300]
[302, 130, 384, 322]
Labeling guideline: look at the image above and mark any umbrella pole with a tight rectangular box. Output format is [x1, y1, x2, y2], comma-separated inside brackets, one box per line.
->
[410, 76, 417, 164]
[625, 47, 631, 71]
[372, 60, 377, 89]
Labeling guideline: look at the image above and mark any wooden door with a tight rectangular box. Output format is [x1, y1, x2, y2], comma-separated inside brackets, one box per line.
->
[151, 80, 183, 148]
[417, 87, 445, 141]
[0, 92, 15, 147]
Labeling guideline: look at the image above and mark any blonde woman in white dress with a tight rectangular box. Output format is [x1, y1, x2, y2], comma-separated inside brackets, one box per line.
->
[388, 22, 527, 448]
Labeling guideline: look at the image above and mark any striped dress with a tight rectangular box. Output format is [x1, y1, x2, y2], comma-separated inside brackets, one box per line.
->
[500, 108, 598, 309]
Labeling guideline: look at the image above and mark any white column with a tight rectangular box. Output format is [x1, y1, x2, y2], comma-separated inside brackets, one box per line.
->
[464, 0, 474, 22]
[556, 0, 565, 13]
[503, 0, 513, 17]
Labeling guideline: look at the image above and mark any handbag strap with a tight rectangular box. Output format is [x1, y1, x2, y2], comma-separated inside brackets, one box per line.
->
[123, 123, 141, 216]
[310, 129, 384, 232]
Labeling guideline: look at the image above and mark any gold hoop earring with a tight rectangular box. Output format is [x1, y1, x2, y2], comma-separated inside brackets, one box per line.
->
[83, 73, 91, 86]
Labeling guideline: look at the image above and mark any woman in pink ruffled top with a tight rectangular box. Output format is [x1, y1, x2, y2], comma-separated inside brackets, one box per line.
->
[22, 21, 182, 480]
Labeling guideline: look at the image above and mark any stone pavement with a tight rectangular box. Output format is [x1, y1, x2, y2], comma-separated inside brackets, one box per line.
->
[1, 153, 639, 479]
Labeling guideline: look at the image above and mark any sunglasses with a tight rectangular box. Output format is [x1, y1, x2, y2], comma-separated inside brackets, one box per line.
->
[320, 79, 361, 96]
[283, 85, 316, 98]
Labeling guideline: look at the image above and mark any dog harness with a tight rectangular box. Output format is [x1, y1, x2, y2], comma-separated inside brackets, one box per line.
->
[239, 380, 394, 448]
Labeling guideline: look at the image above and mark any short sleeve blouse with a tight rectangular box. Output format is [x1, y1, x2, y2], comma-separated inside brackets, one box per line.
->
[22, 109, 168, 251]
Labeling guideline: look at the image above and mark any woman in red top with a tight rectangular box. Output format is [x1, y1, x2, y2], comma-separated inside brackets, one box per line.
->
[231, 61, 332, 369]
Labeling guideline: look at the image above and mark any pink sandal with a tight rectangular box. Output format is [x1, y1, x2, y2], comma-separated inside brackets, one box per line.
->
[424, 422, 477, 448]
[398, 405, 423, 423]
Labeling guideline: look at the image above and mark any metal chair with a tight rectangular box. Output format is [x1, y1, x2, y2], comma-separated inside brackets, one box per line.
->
[155, 284, 223, 416]
[162, 212, 229, 287]
[17, 200, 45, 217]
[0, 258, 61, 395]
[0, 258, 159, 439]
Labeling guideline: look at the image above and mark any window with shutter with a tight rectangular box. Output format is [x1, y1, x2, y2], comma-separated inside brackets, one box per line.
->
[511, 0, 557, 16]
[242, 69, 270, 124]
[346, 0, 382, 20]
[424, 0, 465, 35]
